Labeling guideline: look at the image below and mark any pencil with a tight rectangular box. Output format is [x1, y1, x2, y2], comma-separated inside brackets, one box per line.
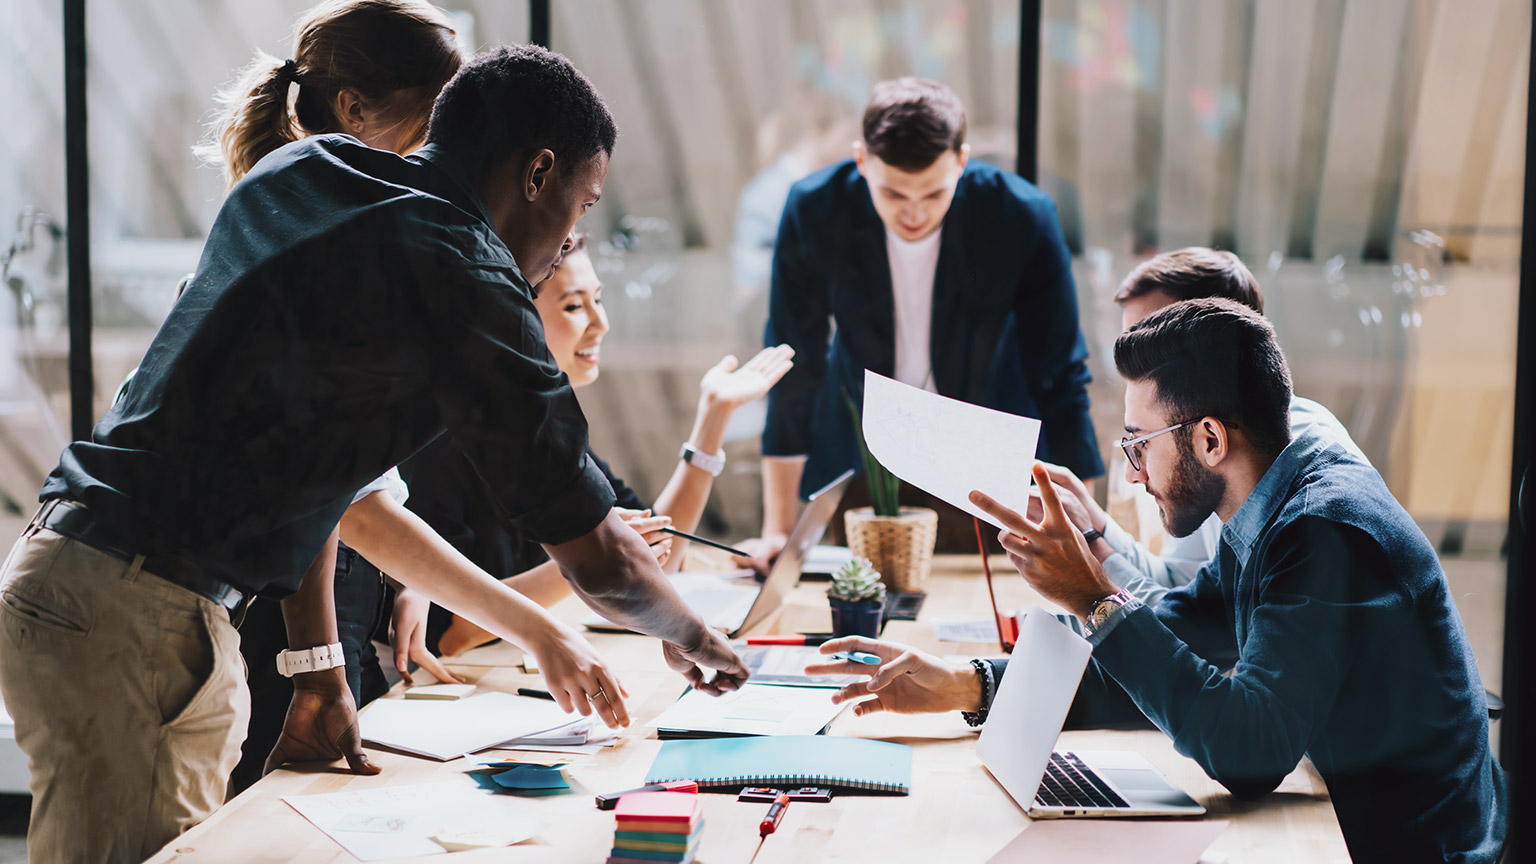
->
[659, 526, 751, 559]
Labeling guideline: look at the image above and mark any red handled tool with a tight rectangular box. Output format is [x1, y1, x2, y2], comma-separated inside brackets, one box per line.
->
[748, 791, 790, 864]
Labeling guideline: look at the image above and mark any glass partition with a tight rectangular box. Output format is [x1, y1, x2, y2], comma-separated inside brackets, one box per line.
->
[0, 1, 70, 544]
[552, 0, 1023, 536]
[1039, 0, 1525, 726]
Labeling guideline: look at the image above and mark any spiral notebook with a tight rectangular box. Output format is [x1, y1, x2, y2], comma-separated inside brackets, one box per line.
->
[645, 735, 912, 794]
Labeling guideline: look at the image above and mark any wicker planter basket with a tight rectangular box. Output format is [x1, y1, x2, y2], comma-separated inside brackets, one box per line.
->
[843, 506, 939, 594]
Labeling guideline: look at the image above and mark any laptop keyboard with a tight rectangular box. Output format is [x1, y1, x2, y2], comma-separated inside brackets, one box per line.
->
[1034, 752, 1130, 810]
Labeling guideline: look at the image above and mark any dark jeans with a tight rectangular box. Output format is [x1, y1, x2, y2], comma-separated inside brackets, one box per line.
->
[229, 543, 389, 795]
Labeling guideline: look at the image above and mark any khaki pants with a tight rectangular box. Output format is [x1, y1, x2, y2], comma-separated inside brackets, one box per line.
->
[0, 526, 250, 864]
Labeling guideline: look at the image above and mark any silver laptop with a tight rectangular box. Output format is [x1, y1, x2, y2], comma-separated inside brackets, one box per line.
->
[977, 607, 1205, 818]
[583, 470, 854, 638]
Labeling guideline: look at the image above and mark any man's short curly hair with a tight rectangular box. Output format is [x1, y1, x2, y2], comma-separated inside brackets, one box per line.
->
[426, 44, 617, 178]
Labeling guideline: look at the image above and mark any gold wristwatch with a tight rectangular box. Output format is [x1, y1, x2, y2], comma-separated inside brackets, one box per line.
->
[1086, 589, 1134, 635]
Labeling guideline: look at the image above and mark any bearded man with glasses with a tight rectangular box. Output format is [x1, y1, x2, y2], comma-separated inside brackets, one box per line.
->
[807, 297, 1507, 864]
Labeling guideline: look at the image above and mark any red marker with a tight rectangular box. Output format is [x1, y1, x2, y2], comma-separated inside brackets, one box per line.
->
[749, 792, 790, 864]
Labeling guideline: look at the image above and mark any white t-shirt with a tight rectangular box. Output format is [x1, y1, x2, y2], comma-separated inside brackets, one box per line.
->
[885, 227, 942, 391]
[351, 466, 409, 506]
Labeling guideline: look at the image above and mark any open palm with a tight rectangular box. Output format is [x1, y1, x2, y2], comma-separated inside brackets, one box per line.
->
[699, 344, 794, 410]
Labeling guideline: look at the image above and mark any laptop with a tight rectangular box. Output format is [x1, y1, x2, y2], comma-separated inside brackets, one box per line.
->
[977, 607, 1206, 818]
[583, 470, 854, 638]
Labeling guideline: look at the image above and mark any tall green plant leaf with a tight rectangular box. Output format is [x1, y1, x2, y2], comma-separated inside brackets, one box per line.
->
[843, 387, 902, 517]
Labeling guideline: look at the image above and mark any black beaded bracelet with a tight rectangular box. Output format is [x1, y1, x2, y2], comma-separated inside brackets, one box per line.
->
[961, 658, 995, 727]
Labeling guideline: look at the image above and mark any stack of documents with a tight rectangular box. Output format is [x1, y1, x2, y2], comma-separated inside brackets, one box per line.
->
[647, 682, 844, 739]
[360, 692, 576, 760]
[498, 715, 620, 755]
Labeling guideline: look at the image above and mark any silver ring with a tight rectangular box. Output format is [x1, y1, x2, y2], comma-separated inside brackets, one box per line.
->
[592, 687, 608, 702]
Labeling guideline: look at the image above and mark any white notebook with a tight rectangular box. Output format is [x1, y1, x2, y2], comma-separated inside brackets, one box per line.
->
[360, 692, 574, 761]
[648, 682, 845, 738]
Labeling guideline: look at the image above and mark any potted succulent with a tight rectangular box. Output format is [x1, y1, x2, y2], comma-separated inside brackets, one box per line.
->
[828, 557, 886, 638]
[843, 391, 938, 594]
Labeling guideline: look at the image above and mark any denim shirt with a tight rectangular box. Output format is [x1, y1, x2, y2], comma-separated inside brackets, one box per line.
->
[1076, 431, 1508, 863]
[990, 428, 1506, 863]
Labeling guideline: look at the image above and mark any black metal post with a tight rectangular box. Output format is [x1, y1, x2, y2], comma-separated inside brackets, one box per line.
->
[64, 0, 93, 441]
[1499, 11, 1536, 860]
[1016, 0, 1041, 184]
[531, 0, 551, 49]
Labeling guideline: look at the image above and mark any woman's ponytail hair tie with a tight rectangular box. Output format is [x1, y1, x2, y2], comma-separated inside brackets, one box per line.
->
[278, 59, 303, 85]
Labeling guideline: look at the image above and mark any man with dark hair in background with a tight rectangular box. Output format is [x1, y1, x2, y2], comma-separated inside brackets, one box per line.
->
[744, 77, 1101, 560]
[0, 44, 746, 864]
[1037, 247, 1369, 604]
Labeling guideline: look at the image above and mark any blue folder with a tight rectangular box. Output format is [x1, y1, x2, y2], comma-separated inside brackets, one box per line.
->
[645, 735, 912, 793]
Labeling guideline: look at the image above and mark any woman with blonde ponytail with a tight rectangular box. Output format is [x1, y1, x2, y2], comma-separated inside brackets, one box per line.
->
[187, 0, 638, 799]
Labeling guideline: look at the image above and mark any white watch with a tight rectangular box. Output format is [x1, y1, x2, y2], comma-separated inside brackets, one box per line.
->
[679, 443, 725, 477]
[275, 642, 346, 678]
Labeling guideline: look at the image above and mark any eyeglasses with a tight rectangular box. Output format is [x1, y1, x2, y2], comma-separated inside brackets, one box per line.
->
[1119, 420, 1194, 473]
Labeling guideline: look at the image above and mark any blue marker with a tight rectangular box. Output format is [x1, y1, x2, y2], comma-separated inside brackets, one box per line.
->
[830, 651, 882, 666]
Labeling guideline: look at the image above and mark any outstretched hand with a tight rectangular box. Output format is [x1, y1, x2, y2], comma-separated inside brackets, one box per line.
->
[970, 464, 1116, 620]
[1024, 461, 1103, 534]
[263, 669, 381, 777]
[802, 636, 981, 716]
[662, 628, 750, 696]
[698, 344, 795, 410]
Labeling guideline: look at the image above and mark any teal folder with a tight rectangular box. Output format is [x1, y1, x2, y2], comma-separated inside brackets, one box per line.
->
[644, 735, 912, 793]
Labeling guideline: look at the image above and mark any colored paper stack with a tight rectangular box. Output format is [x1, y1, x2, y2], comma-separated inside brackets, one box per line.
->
[465, 759, 574, 797]
[608, 791, 704, 864]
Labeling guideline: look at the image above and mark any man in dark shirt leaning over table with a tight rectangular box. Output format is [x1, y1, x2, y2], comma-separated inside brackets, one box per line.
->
[811, 299, 1506, 863]
[0, 44, 747, 864]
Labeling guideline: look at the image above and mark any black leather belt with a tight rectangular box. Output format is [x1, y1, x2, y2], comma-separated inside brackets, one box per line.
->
[35, 500, 251, 618]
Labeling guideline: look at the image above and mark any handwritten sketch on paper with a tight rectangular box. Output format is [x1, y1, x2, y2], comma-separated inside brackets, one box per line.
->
[860, 370, 1041, 529]
[283, 781, 545, 860]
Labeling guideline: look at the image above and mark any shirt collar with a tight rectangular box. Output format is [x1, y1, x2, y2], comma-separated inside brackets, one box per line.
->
[408, 144, 497, 230]
[1220, 431, 1330, 567]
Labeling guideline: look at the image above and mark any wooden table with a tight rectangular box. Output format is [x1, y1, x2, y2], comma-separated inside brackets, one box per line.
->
[146, 556, 1349, 864]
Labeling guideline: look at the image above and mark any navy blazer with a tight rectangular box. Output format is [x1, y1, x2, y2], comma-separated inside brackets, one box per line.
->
[762, 158, 1104, 497]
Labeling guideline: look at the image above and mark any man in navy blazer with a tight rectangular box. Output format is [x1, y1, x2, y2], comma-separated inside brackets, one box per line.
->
[752, 78, 1103, 554]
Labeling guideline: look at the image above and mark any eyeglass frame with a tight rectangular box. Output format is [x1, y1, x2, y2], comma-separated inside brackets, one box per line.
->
[1118, 420, 1195, 473]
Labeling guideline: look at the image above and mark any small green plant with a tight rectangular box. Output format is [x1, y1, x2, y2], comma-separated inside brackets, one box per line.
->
[843, 388, 901, 517]
[829, 557, 886, 604]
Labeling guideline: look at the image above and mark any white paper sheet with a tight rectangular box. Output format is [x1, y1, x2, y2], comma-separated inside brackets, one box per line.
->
[284, 781, 545, 861]
[931, 615, 1005, 643]
[734, 644, 862, 687]
[361, 692, 574, 761]
[647, 682, 845, 737]
[803, 544, 854, 575]
[861, 370, 1041, 529]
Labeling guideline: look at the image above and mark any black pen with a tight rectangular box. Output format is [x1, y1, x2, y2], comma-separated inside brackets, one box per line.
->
[517, 687, 555, 701]
[660, 526, 751, 559]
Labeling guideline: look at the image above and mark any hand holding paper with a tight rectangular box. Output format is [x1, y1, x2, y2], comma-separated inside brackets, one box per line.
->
[969, 465, 1117, 621]
[859, 371, 1040, 529]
